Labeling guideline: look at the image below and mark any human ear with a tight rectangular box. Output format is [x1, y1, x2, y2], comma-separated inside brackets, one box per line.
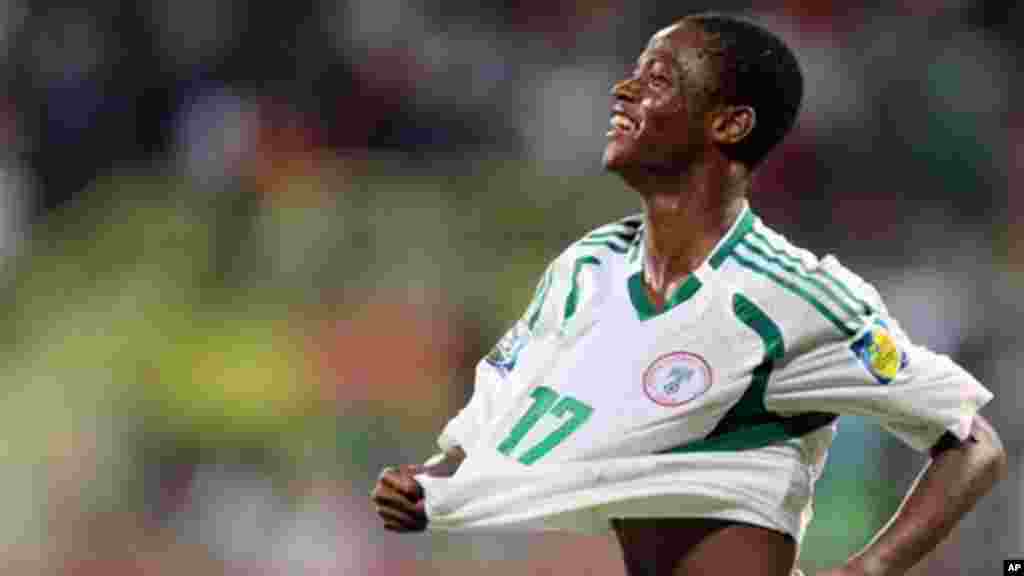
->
[711, 105, 755, 145]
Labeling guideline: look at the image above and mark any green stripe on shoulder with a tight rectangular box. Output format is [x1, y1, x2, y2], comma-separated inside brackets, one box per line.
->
[708, 207, 755, 269]
[563, 256, 600, 322]
[738, 239, 861, 320]
[576, 239, 629, 254]
[749, 225, 873, 315]
[584, 219, 641, 242]
[585, 230, 636, 243]
[730, 250, 858, 337]
[525, 268, 553, 331]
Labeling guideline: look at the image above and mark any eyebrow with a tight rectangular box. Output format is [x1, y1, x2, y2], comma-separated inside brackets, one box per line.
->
[635, 51, 684, 76]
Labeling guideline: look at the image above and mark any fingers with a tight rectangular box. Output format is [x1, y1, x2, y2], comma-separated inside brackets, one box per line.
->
[371, 485, 417, 511]
[376, 503, 427, 532]
[379, 467, 424, 502]
[373, 493, 427, 532]
[372, 466, 428, 533]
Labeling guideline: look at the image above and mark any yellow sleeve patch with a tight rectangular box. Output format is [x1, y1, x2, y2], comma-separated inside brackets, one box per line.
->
[850, 321, 907, 384]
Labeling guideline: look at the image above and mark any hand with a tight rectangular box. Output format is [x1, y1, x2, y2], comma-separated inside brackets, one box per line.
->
[371, 465, 427, 533]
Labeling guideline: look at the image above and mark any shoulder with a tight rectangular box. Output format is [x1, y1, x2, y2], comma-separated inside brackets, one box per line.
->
[531, 213, 642, 288]
[560, 213, 644, 260]
[720, 215, 885, 353]
[518, 214, 642, 333]
[543, 212, 644, 298]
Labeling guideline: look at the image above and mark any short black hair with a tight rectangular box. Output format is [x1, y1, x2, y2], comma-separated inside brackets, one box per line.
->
[685, 13, 803, 168]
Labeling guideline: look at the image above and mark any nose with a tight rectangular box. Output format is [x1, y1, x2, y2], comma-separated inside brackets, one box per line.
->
[611, 77, 640, 102]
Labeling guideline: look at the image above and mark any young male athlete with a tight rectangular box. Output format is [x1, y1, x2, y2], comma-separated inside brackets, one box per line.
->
[371, 13, 1006, 576]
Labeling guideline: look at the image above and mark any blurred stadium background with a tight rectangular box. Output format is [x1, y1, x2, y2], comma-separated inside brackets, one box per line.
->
[0, 0, 1019, 574]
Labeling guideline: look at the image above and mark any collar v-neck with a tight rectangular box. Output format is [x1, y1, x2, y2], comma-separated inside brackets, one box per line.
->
[627, 202, 754, 321]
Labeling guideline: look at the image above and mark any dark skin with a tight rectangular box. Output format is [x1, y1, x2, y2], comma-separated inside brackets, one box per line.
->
[371, 448, 463, 533]
[372, 18, 1007, 576]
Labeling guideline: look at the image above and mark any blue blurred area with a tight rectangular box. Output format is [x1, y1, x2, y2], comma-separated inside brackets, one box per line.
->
[0, 1, 1019, 574]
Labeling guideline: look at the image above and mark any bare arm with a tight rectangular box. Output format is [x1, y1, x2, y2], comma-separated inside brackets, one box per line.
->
[826, 414, 1007, 576]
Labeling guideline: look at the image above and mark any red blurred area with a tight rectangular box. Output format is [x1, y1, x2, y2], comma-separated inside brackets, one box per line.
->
[312, 295, 473, 422]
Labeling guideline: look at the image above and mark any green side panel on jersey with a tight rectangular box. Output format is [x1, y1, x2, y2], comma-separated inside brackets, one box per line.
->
[660, 411, 839, 454]
[732, 292, 784, 356]
[627, 272, 703, 321]
[564, 256, 601, 323]
[730, 251, 857, 337]
[716, 292, 783, 423]
[659, 293, 836, 455]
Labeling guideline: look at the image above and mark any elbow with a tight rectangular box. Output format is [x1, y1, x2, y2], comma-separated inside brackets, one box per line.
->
[971, 415, 1009, 485]
[983, 438, 1009, 486]
[988, 436, 1009, 485]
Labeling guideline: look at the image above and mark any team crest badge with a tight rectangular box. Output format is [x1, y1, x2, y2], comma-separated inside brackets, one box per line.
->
[643, 352, 712, 407]
[850, 320, 908, 385]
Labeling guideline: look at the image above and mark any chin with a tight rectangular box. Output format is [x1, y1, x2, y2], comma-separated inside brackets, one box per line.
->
[602, 142, 631, 172]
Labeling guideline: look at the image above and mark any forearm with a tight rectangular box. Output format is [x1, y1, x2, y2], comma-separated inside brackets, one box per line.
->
[847, 415, 1007, 576]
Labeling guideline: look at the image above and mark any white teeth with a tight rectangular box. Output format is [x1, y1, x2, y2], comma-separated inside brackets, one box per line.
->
[610, 114, 637, 132]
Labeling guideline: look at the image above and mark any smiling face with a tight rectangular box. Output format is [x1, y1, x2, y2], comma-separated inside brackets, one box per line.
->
[602, 22, 722, 175]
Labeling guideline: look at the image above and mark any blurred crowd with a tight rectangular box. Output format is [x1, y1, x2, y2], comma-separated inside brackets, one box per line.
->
[0, 1, 1020, 575]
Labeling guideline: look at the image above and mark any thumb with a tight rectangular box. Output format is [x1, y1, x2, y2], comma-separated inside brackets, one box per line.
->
[394, 469, 425, 500]
[401, 464, 425, 476]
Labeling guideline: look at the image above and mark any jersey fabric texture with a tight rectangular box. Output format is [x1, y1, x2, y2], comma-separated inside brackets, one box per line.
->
[416, 201, 993, 542]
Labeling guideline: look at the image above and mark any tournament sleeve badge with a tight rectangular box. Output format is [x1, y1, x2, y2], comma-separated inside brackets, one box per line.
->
[850, 320, 908, 385]
[485, 321, 530, 375]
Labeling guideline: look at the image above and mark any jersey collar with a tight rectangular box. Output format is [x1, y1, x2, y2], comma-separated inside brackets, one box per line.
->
[627, 200, 754, 321]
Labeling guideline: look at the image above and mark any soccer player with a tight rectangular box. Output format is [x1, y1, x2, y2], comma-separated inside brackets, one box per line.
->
[371, 13, 1006, 576]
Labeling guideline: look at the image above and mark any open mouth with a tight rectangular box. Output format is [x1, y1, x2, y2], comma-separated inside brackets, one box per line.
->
[607, 113, 639, 137]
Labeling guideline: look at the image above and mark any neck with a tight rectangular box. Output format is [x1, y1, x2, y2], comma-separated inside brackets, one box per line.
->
[630, 162, 749, 300]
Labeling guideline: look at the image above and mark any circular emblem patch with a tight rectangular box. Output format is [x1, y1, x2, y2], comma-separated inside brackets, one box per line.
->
[643, 352, 712, 407]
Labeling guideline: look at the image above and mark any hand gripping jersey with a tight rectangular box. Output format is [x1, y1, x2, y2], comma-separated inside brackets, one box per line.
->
[416, 202, 992, 541]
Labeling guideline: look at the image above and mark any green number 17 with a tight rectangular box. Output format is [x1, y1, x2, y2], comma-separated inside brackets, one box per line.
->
[496, 386, 593, 465]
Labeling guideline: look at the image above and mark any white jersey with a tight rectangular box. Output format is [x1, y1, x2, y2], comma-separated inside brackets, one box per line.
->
[416, 201, 992, 541]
